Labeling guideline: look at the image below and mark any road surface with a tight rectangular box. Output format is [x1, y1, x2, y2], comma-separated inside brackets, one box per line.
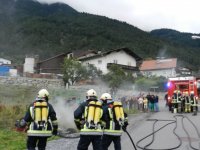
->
[47, 100, 200, 150]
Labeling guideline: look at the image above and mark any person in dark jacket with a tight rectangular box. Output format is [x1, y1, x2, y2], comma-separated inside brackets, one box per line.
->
[20, 89, 58, 150]
[74, 89, 103, 150]
[100, 93, 128, 150]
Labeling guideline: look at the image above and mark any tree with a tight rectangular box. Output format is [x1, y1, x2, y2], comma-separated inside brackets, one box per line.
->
[86, 64, 102, 82]
[134, 76, 167, 92]
[103, 64, 126, 95]
[62, 57, 87, 86]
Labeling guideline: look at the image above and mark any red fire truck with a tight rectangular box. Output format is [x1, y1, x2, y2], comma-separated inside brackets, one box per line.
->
[167, 76, 200, 110]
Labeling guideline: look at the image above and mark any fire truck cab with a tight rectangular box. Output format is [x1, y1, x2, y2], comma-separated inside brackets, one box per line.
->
[167, 76, 198, 111]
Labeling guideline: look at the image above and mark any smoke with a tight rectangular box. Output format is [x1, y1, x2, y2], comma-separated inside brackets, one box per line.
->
[157, 46, 167, 59]
[52, 97, 77, 129]
[50, 79, 143, 130]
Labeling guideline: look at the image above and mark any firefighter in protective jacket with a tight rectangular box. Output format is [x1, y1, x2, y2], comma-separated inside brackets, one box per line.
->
[100, 93, 128, 150]
[190, 91, 198, 113]
[74, 89, 104, 150]
[20, 89, 58, 150]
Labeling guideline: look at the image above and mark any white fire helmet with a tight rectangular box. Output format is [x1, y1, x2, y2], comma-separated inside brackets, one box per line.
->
[100, 93, 112, 101]
[38, 89, 49, 99]
[86, 89, 97, 99]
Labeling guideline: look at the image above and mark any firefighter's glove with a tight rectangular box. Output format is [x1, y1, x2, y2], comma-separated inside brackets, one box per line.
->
[20, 119, 27, 127]
[52, 129, 58, 136]
[122, 121, 128, 132]
[16, 119, 27, 128]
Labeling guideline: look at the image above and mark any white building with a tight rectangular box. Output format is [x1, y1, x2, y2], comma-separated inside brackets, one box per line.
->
[23, 57, 35, 73]
[140, 58, 177, 78]
[78, 48, 142, 74]
[0, 58, 11, 65]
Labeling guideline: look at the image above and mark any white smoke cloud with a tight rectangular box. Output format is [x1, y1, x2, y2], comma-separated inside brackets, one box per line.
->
[52, 97, 78, 129]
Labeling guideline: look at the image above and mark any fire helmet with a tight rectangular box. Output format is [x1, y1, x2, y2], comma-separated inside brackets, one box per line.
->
[100, 93, 112, 101]
[86, 89, 97, 99]
[38, 89, 49, 100]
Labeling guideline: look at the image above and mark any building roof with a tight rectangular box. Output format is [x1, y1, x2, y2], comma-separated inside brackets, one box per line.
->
[78, 47, 142, 61]
[140, 58, 177, 71]
[37, 52, 72, 64]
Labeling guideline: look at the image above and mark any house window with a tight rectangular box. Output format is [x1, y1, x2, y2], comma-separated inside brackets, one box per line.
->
[67, 53, 73, 58]
[113, 60, 118, 64]
[98, 60, 102, 64]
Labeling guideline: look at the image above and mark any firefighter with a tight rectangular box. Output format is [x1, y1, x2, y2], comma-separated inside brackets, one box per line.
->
[180, 92, 185, 113]
[19, 89, 58, 150]
[177, 90, 183, 113]
[172, 90, 178, 113]
[190, 91, 197, 115]
[100, 93, 128, 150]
[184, 91, 191, 113]
[74, 89, 103, 150]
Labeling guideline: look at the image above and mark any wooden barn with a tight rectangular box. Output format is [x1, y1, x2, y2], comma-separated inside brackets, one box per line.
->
[36, 52, 73, 74]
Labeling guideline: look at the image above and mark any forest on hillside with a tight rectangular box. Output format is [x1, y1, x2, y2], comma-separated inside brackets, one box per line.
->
[0, 0, 200, 70]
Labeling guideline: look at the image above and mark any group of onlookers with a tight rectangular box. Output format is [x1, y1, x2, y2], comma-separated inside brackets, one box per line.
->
[119, 93, 159, 113]
[137, 93, 159, 112]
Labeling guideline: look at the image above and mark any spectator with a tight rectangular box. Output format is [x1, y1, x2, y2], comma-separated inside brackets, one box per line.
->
[138, 96, 143, 112]
[143, 96, 148, 112]
[154, 95, 159, 112]
[150, 95, 155, 112]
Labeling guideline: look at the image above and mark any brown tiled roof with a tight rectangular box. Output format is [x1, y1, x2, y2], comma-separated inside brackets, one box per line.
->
[140, 58, 177, 71]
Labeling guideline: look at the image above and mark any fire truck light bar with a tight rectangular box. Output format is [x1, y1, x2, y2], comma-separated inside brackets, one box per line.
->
[168, 76, 195, 81]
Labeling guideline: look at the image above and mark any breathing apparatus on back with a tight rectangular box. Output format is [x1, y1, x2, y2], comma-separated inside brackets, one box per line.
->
[113, 101, 125, 126]
[33, 89, 49, 130]
[85, 89, 102, 129]
[100, 93, 125, 125]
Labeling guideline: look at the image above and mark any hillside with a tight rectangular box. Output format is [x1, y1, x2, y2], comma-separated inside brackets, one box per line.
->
[0, 0, 200, 70]
[150, 29, 200, 48]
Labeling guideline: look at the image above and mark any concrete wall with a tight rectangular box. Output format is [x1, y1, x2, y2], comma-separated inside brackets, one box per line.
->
[0, 76, 64, 88]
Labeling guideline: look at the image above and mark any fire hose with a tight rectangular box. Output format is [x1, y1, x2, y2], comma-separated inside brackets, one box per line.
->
[136, 115, 200, 150]
[123, 127, 137, 150]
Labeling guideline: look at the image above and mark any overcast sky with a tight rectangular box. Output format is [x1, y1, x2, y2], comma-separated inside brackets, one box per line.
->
[37, 0, 200, 34]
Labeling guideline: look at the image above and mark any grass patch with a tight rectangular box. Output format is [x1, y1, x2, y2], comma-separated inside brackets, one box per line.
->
[0, 129, 61, 150]
[0, 105, 27, 129]
[0, 85, 83, 149]
[0, 129, 26, 150]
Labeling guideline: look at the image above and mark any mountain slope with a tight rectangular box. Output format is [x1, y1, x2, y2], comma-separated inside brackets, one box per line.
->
[0, 0, 200, 71]
[150, 28, 200, 48]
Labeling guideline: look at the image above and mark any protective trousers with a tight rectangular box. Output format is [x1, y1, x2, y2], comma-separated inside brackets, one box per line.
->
[77, 135, 102, 150]
[102, 134, 121, 150]
[27, 136, 47, 150]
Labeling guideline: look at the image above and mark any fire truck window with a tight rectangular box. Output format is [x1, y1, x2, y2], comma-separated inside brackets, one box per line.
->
[179, 85, 188, 90]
